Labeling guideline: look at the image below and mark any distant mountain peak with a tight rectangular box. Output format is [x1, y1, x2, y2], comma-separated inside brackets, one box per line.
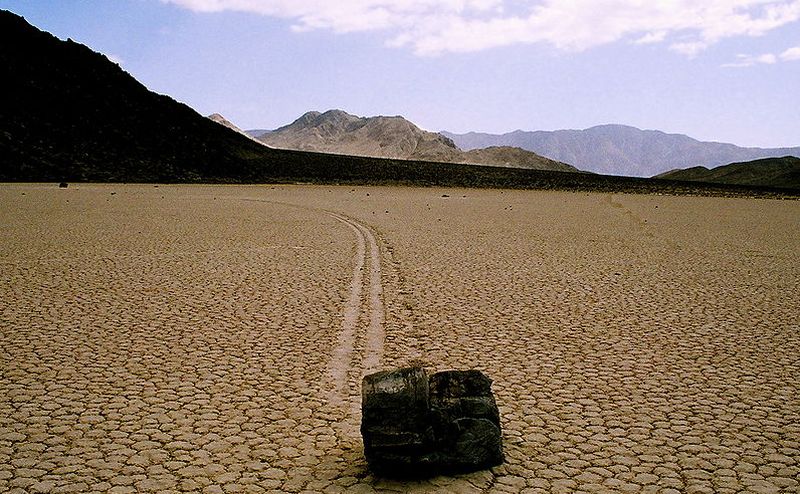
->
[443, 126, 800, 177]
[208, 113, 242, 132]
[277, 109, 361, 133]
[282, 110, 322, 128]
[261, 109, 459, 161]
[320, 109, 351, 117]
[587, 123, 639, 130]
[258, 110, 577, 172]
[207, 113, 263, 141]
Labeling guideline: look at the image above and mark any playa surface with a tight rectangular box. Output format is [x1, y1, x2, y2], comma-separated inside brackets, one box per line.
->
[1, 184, 798, 493]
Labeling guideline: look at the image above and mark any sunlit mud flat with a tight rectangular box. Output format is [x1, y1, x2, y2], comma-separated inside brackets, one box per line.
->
[1, 183, 798, 493]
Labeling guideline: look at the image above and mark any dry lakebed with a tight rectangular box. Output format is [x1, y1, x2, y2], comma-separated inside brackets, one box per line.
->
[1, 183, 798, 493]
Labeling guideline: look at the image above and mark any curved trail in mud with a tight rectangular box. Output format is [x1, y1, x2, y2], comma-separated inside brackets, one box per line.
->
[324, 213, 385, 436]
[324, 215, 366, 410]
[354, 219, 385, 374]
[238, 197, 387, 437]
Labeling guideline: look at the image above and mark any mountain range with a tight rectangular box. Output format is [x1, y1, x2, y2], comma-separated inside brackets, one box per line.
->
[442, 126, 800, 178]
[245, 110, 800, 182]
[252, 110, 577, 173]
[1, 9, 796, 196]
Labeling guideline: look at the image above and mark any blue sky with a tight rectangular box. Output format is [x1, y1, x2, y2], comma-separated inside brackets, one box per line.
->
[4, 0, 799, 147]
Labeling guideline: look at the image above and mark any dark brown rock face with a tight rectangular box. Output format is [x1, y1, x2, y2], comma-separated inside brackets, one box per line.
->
[361, 367, 503, 477]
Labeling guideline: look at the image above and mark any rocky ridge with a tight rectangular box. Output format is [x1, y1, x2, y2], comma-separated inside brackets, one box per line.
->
[258, 110, 579, 173]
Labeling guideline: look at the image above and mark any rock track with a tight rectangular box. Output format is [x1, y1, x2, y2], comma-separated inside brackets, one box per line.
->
[237, 198, 388, 441]
[322, 212, 385, 440]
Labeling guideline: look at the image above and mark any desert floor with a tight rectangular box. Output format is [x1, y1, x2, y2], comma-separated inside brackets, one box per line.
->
[1, 183, 798, 494]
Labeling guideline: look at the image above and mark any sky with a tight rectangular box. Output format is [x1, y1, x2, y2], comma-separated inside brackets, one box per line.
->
[3, 0, 800, 147]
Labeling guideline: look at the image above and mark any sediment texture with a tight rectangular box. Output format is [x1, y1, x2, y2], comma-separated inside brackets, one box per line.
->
[1, 184, 798, 493]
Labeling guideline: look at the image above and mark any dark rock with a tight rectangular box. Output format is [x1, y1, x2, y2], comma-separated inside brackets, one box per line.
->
[429, 370, 504, 470]
[361, 367, 503, 477]
[58, 182, 68, 188]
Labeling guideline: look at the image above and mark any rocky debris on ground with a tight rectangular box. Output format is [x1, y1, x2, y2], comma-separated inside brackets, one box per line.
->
[361, 366, 504, 476]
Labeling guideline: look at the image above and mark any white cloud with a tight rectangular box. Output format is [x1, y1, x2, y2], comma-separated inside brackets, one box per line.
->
[670, 41, 711, 57]
[723, 45, 800, 67]
[162, 0, 800, 56]
[635, 31, 667, 45]
[781, 45, 800, 60]
[760, 53, 778, 63]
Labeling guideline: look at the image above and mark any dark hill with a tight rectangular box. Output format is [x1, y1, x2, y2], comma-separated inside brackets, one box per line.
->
[0, 11, 280, 182]
[655, 157, 800, 189]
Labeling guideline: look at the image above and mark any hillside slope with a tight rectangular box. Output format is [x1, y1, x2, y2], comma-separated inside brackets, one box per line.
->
[0, 11, 279, 182]
[655, 157, 800, 189]
[443, 125, 800, 177]
[461, 146, 576, 172]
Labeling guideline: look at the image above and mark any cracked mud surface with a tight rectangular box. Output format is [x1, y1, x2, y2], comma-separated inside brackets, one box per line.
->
[1, 184, 798, 493]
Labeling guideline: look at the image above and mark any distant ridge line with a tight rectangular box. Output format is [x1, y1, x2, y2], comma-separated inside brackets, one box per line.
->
[441, 125, 800, 178]
[251, 109, 579, 173]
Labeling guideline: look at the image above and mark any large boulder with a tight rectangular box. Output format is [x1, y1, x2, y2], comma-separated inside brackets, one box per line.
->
[361, 366, 503, 476]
